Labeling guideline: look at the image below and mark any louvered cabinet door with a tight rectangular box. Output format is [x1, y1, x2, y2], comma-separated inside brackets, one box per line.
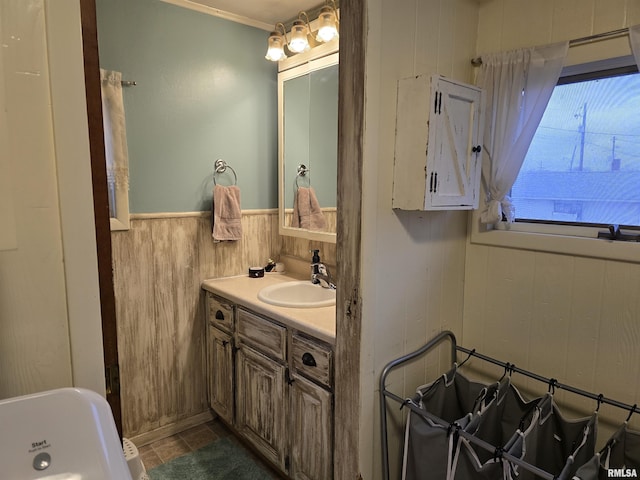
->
[208, 325, 234, 424]
[235, 345, 286, 470]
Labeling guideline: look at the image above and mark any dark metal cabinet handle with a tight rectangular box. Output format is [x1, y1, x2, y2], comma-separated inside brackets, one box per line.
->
[215, 310, 225, 321]
[286, 369, 295, 386]
[472, 145, 482, 153]
[302, 352, 317, 367]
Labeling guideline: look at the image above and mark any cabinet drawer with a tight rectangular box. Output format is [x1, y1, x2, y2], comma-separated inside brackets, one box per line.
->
[291, 334, 333, 388]
[237, 309, 286, 361]
[207, 293, 234, 333]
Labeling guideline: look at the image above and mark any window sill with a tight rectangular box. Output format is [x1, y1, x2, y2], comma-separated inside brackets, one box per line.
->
[469, 217, 640, 264]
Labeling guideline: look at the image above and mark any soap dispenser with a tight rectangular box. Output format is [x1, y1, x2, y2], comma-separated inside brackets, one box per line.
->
[311, 249, 321, 281]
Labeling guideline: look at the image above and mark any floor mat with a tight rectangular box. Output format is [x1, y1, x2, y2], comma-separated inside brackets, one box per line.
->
[148, 437, 279, 480]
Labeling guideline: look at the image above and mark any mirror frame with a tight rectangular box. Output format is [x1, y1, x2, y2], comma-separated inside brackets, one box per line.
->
[278, 51, 339, 243]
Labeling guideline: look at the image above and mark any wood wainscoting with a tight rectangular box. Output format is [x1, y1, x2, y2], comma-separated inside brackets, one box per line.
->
[111, 210, 278, 439]
[111, 209, 336, 441]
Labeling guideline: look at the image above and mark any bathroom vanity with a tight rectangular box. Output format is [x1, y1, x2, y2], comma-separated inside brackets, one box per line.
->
[201, 274, 335, 480]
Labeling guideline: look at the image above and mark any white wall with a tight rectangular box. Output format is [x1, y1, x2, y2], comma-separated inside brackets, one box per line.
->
[0, 0, 105, 399]
[0, 0, 72, 398]
[365, 0, 640, 477]
[360, 1, 480, 478]
[46, 0, 106, 396]
[464, 0, 640, 446]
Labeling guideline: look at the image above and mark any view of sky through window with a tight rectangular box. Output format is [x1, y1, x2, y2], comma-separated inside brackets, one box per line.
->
[512, 71, 640, 226]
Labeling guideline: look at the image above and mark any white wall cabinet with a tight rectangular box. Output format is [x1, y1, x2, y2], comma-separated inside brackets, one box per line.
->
[205, 291, 334, 480]
[393, 74, 485, 210]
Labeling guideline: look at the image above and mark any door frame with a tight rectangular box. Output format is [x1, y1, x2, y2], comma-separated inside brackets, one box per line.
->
[76, 1, 366, 467]
[79, 0, 122, 437]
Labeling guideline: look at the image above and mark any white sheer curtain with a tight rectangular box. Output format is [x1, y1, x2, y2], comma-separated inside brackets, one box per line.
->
[630, 24, 640, 68]
[100, 69, 130, 229]
[476, 42, 568, 224]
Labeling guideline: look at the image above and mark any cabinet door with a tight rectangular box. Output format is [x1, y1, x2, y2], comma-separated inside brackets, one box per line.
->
[393, 74, 484, 211]
[236, 345, 286, 470]
[208, 325, 234, 424]
[427, 75, 484, 209]
[289, 374, 333, 480]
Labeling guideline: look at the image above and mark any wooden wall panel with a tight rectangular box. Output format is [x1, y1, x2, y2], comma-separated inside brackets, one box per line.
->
[241, 213, 276, 270]
[151, 217, 206, 426]
[463, 0, 640, 448]
[464, 244, 640, 443]
[112, 220, 158, 436]
[477, 0, 639, 55]
[362, 1, 481, 478]
[280, 237, 336, 268]
[111, 210, 335, 439]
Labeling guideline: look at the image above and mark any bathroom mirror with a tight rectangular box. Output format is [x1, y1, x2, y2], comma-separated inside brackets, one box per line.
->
[278, 52, 338, 243]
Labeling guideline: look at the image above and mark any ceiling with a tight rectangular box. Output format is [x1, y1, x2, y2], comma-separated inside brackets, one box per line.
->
[183, 0, 326, 30]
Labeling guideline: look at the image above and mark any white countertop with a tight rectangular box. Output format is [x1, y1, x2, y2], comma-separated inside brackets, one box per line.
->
[201, 273, 336, 345]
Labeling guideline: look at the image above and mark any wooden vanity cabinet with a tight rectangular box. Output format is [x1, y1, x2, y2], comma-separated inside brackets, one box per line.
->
[289, 333, 334, 480]
[205, 290, 334, 480]
[206, 293, 235, 425]
[235, 308, 288, 470]
[208, 325, 234, 424]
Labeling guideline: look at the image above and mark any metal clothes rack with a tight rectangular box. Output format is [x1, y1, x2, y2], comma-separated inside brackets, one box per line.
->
[379, 330, 639, 480]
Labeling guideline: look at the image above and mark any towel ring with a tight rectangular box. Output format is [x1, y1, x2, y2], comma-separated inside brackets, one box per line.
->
[213, 158, 237, 186]
[295, 164, 311, 189]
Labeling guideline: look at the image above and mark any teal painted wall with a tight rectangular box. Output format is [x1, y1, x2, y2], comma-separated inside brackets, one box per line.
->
[96, 0, 277, 212]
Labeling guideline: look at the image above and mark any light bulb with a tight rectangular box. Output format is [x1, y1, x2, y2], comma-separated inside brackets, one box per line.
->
[265, 31, 287, 61]
[288, 20, 309, 53]
[316, 7, 338, 43]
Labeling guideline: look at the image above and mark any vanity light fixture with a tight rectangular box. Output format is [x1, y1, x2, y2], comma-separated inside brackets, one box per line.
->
[265, 1, 339, 62]
[289, 13, 312, 53]
[316, 2, 339, 43]
[265, 23, 288, 61]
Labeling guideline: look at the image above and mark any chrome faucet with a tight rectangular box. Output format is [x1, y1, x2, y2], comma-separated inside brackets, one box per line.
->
[310, 250, 336, 289]
[313, 264, 336, 290]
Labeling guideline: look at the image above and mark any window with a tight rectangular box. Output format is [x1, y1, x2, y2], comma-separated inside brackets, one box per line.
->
[511, 62, 640, 230]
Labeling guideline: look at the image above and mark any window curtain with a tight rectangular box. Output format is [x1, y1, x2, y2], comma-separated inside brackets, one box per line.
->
[630, 24, 640, 69]
[476, 42, 568, 224]
[100, 69, 130, 218]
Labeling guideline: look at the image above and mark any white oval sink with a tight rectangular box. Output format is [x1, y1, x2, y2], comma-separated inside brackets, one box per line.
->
[258, 281, 336, 308]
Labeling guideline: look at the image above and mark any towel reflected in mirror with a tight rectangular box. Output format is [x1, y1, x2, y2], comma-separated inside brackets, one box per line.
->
[292, 186, 326, 231]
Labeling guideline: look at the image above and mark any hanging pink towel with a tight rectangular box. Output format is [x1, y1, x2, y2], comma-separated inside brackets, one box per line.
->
[211, 185, 242, 241]
[292, 186, 326, 231]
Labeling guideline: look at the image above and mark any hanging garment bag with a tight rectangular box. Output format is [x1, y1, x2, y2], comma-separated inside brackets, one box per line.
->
[467, 378, 541, 464]
[449, 383, 547, 480]
[402, 366, 490, 480]
[514, 395, 597, 480]
[573, 423, 640, 480]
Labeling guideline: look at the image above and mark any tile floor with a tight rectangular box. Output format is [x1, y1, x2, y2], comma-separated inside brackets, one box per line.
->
[137, 418, 280, 477]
